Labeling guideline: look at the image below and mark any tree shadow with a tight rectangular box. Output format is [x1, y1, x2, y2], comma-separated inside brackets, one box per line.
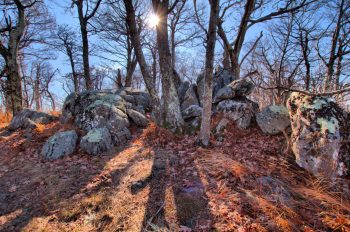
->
[132, 149, 213, 231]
[0, 124, 142, 232]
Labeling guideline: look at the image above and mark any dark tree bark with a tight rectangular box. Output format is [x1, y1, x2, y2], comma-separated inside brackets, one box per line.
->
[123, 0, 162, 124]
[0, 0, 28, 115]
[152, 0, 184, 133]
[197, 0, 220, 146]
[74, 0, 102, 90]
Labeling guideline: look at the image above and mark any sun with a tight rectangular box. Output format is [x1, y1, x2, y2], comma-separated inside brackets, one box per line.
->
[147, 13, 160, 28]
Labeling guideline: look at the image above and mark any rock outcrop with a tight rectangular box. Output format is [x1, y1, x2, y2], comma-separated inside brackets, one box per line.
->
[177, 66, 257, 132]
[256, 105, 290, 135]
[213, 78, 255, 103]
[41, 130, 78, 160]
[8, 109, 57, 131]
[80, 127, 113, 155]
[181, 84, 200, 111]
[49, 88, 150, 157]
[287, 92, 350, 178]
[216, 98, 258, 129]
[127, 109, 149, 127]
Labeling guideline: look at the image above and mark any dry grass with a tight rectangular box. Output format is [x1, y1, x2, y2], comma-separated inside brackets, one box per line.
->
[1, 119, 350, 232]
[0, 110, 11, 124]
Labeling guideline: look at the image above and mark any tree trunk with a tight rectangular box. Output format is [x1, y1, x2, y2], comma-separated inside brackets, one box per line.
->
[34, 64, 41, 111]
[80, 22, 92, 90]
[68, 49, 79, 93]
[153, 0, 184, 133]
[125, 55, 137, 87]
[123, 0, 162, 124]
[6, 55, 22, 115]
[77, 0, 92, 90]
[231, 0, 255, 79]
[117, 68, 123, 88]
[324, 0, 344, 92]
[197, 0, 220, 146]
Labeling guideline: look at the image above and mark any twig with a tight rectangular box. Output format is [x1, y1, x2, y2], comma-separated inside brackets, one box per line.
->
[144, 201, 165, 231]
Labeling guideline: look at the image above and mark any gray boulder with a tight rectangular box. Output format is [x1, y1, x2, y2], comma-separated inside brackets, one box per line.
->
[127, 109, 149, 127]
[256, 105, 290, 135]
[80, 127, 112, 155]
[287, 92, 350, 179]
[74, 97, 129, 133]
[8, 108, 57, 130]
[178, 81, 190, 104]
[216, 98, 259, 129]
[184, 117, 201, 135]
[61, 90, 129, 133]
[41, 130, 78, 160]
[182, 105, 202, 120]
[110, 127, 132, 145]
[181, 84, 200, 111]
[213, 79, 255, 103]
[229, 78, 255, 97]
[197, 67, 237, 105]
[215, 118, 230, 133]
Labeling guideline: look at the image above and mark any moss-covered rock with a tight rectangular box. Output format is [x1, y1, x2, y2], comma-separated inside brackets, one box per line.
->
[41, 130, 78, 160]
[80, 127, 112, 155]
[256, 105, 290, 135]
[287, 92, 350, 179]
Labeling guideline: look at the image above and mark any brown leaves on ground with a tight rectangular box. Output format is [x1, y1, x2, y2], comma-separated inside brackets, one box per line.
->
[0, 120, 349, 231]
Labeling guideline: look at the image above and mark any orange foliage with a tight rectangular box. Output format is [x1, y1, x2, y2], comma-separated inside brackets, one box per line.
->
[0, 110, 12, 124]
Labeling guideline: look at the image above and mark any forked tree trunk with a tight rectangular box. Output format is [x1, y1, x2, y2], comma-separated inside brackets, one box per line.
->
[153, 0, 184, 133]
[0, 1, 27, 115]
[197, 0, 220, 146]
[231, 0, 255, 78]
[123, 0, 162, 124]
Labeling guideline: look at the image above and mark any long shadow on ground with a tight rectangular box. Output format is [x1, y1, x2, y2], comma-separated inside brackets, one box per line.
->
[0, 123, 142, 232]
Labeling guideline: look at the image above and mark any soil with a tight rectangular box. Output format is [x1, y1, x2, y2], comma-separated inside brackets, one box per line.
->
[0, 120, 349, 232]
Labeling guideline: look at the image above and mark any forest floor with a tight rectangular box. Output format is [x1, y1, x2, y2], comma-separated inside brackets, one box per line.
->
[0, 118, 350, 232]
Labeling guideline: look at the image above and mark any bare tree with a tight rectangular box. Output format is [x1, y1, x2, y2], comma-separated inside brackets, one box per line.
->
[316, 0, 350, 91]
[0, 0, 31, 115]
[215, 0, 317, 79]
[168, 0, 201, 69]
[72, 0, 102, 90]
[94, 0, 142, 87]
[197, 0, 220, 146]
[152, 0, 184, 132]
[123, 0, 162, 124]
[52, 25, 82, 93]
[0, 0, 54, 114]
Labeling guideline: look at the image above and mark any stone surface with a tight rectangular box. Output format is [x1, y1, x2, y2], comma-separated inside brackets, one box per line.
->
[184, 117, 201, 135]
[213, 79, 255, 103]
[216, 98, 259, 129]
[127, 109, 149, 127]
[80, 127, 112, 155]
[8, 109, 57, 131]
[110, 127, 132, 145]
[181, 84, 200, 111]
[287, 92, 350, 178]
[228, 78, 255, 97]
[178, 81, 190, 104]
[212, 67, 237, 98]
[197, 67, 237, 105]
[215, 118, 230, 133]
[41, 130, 78, 160]
[61, 90, 130, 134]
[256, 105, 290, 135]
[257, 176, 294, 204]
[182, 105, 202, 120]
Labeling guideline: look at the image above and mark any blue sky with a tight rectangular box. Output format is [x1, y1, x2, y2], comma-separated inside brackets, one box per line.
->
[41, 0, 265, 107]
